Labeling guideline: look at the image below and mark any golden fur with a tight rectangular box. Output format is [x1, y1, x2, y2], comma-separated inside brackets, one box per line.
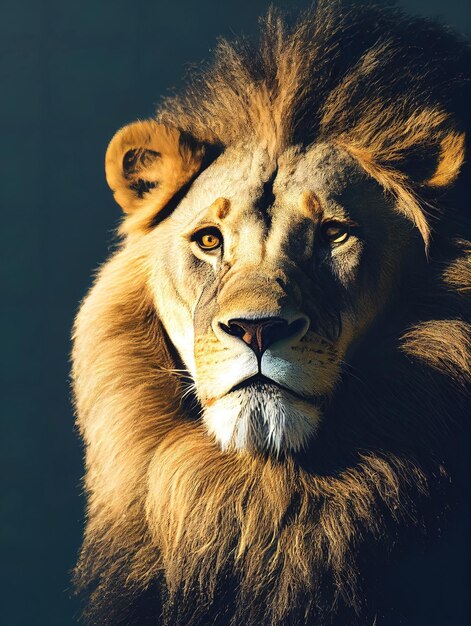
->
[73, 3, 470, 625]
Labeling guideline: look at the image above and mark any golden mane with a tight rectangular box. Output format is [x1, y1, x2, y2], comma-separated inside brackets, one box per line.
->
[73, 3, 470, 625]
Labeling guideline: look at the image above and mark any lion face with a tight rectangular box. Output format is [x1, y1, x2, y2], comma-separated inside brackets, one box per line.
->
[139, 141, 408, 454]
[102, 104, 463, 457]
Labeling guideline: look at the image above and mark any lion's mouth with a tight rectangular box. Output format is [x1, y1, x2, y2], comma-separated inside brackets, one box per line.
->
[228, 374, 321, 404]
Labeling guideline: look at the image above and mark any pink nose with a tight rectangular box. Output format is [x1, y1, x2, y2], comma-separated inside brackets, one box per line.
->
[219, 317, 307, 356]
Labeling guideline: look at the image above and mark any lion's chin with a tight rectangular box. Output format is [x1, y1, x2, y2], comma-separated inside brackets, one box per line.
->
[203, 382, 321, 455]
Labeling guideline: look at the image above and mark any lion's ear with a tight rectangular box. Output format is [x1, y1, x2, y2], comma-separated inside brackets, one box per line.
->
[425, 131, 466, 188]
[105, 120, 206, 233]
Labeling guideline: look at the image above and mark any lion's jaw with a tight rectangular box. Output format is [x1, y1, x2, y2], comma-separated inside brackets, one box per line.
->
[204, 382, 321, 454]
[150, 143, 404, 455]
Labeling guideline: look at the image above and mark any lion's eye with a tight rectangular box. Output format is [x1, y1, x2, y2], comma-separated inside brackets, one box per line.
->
[192, 228, 223, 252]
[321, 221, 350, 245]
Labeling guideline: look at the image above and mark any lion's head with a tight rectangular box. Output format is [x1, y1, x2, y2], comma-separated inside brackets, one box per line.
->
[73, 4, 470, 625]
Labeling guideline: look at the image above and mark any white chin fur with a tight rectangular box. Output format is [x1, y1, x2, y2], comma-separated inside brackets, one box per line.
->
[203, 384, 320, 455]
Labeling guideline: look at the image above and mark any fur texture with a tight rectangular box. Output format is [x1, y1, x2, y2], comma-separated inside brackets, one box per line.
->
[73, 3, 470, 625]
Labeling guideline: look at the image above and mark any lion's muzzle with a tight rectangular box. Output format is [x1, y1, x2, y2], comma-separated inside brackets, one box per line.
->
[218, 316, 309, 358]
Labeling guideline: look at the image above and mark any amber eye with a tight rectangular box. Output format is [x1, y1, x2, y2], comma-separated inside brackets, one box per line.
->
[321, 221, 350, 245]
[192, 227, 223, 252]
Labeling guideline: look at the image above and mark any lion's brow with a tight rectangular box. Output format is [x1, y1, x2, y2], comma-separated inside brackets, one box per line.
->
[254, 166, 278, 227]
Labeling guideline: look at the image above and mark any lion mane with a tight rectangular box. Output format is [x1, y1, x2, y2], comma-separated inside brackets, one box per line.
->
[72, 3, 470, 625]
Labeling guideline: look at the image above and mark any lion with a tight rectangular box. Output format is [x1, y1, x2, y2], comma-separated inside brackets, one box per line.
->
[72, 3, 470, 625]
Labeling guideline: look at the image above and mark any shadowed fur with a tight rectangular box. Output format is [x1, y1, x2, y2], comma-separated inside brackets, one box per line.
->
[73, 3, 470, 625]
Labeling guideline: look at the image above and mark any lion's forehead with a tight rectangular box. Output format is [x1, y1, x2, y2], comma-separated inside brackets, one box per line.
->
[174, 142, 367, 228]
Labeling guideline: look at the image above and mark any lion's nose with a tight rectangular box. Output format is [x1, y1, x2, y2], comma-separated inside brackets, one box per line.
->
[219, 317, 308, 356]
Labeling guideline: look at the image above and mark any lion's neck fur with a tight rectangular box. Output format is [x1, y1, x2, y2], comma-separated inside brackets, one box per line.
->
[146, 428, 431, 625]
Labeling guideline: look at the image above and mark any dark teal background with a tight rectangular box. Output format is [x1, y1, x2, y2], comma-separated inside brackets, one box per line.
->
[1, 1, 469, 624]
